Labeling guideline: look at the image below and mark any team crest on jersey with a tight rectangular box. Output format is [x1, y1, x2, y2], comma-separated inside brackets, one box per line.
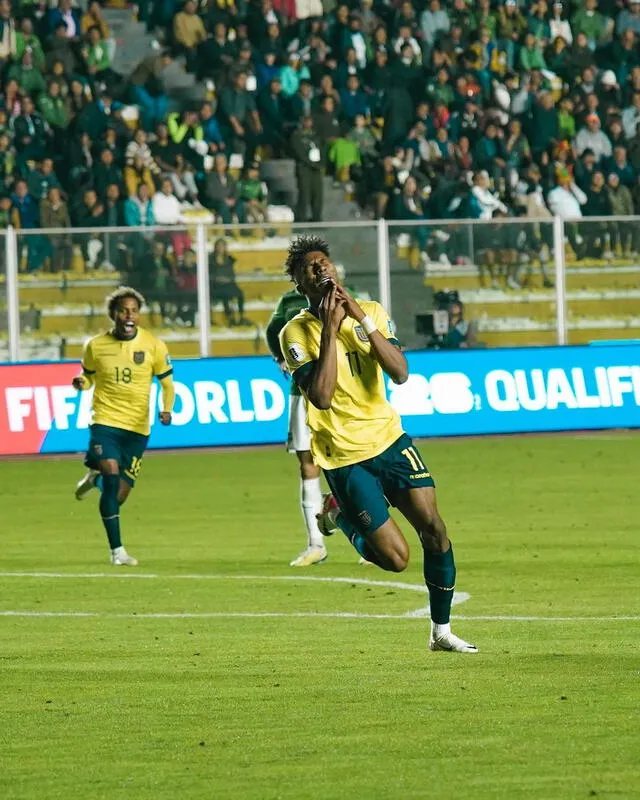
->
[354, 325, 369, 343]
[133, 351, 145, 365]
[93, 444, 103, 456]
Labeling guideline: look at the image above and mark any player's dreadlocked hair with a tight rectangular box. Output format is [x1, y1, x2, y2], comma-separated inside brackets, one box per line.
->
[106, 286, 146, 320]
[285, 235, 330, 281]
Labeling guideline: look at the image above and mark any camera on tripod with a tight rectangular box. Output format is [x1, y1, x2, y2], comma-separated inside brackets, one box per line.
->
[415, 290, 461, 349]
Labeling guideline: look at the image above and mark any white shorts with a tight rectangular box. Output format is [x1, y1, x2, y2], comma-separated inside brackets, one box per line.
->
[287, 394, 311, 453]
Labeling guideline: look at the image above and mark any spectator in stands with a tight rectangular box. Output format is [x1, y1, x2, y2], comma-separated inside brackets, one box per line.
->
[313, 94, 341, 154]
[38, 81, 70, 144]
[151, 122, 199, 203]
[237, 162, 268, 224]
[82, 26, 121, 94]
[421, 0, 450, 57]
[13, 96, 50, 169]
[142, 239, 175, 325]
[608, 144, 635, 187]
[0, 193, 20, 229]
[204, 153, 243, 224]
[443, 301, 480, 349]
[93, 148, 124, 199]
[288, 80, 314, 127]
[576, 113, 613, 164]
[12, 178, 53, 272]
[129, 50, 173, 132]
[0, 133, 15, 193]
[258, 77, 288, 156]
[124, 129, 160, 198]
[607, 171, 634, 254]
[584, 170, 613, 257]
[125, 182, 155, 227]
[76, 90, 118, 143]
[197, 21, 235, 84]
[27, 158, 61, 202]
[48, 0, 81, 40]
[152, 177, 191, 259]
[199, 101, 226, 155]
[173, 0, 207, 73]
[40, 187, 71, 272]
[81, 1, 115, 62]
[547, 170, 587, 258]
[219, 70, 263, 164]
[209, 237, 247, 327]
[339, 74, 369, 125]
[46, 21, 80, 76]
[622, 92, 640, 140]
[291, 114, 324, 222]
[8, 51, 46, 99]
[572, 0, 608, 49]
[175, 248, 198, 327]
[15, 17, 45, 71]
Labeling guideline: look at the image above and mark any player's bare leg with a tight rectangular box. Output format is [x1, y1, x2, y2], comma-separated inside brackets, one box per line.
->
[290, 451, 327, 567]
[392, 487, 477, 653]
[96, 458, 137, 566]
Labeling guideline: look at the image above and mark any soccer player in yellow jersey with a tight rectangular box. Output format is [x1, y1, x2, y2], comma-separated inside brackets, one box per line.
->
[280, 236, 477, 653]
[72, 287, 176, 566]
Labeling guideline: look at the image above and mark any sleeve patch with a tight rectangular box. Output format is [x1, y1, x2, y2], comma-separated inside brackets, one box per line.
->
[288, 344, 306, 364]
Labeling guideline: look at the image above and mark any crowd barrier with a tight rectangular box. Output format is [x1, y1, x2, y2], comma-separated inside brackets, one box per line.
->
[1, 344, 638, 456]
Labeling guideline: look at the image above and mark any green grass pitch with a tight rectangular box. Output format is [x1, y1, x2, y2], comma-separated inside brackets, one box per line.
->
[1, 433, 639, 800]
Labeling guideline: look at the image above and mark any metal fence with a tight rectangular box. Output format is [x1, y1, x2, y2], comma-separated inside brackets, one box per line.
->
[1, 215, 639, 363]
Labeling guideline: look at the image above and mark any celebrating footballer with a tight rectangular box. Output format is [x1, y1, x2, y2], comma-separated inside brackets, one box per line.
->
[279, 235, 477, 653]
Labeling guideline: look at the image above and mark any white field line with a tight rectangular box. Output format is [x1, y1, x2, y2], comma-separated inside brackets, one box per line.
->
[0, 611, 638, 622]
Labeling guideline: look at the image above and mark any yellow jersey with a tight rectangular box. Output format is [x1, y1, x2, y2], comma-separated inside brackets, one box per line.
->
[81, 327, 172, 436]
[279, 300, 404, 470]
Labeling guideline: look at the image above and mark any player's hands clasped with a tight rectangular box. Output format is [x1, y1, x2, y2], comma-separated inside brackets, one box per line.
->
[334, 285, 365, 322]
[159, 412, 172, 426]
[319, 282, 346, 332]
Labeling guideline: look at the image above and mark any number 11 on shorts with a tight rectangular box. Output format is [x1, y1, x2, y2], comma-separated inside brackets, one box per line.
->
[402, 446, 425, 472]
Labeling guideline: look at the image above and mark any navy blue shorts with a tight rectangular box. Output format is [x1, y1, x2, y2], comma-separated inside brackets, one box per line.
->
[324, 434, 435, 537]
[84, 424, 149, 487]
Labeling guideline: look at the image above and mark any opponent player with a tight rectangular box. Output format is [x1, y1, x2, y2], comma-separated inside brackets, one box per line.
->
[72, 287, 175, 566]
[279, 236, 477, 652]
[266, 289, 327, 567]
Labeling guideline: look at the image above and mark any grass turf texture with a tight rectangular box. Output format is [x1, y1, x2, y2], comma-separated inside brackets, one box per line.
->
[1, 434, 639, 800]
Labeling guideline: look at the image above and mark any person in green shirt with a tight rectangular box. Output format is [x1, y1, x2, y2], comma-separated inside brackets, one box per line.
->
[519, 32, 547, 71]
[237, 162, 268, 224]
[265, 287, 329, 568]
[7, 51, 46, 98]
[572, 0, 608, 47]
[14, 17, 45, 72]
[38, 80, 70, 131]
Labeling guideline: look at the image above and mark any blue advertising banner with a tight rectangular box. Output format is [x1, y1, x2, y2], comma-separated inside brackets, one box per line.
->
[1, 345, 639, 455]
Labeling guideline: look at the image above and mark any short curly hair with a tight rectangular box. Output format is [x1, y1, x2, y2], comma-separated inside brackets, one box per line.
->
[284, 235, 330, 281]
[106, 286, 145, 320]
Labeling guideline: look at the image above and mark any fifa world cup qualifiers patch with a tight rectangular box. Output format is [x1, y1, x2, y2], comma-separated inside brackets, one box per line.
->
[387, 319, 396, 336]
[288, 344, 305, 363]
[354, 325, 369, 343]
[133, 351, 145, 365]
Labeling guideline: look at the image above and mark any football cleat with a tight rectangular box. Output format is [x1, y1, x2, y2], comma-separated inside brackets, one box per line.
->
[429, 631, 478, 653]
[289, 545, 328, 567]
[75, 470, 100, 500]
[110, 547, 138, 566]
[317, 493, 340, 537]
[358, 556, 373, 566]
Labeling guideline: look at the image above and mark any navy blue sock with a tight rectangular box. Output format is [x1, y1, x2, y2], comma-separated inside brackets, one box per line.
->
[99, 474, 121, 550]
[423, 544, 456, 624]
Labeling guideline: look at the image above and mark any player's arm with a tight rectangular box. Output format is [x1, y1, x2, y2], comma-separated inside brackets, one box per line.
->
[265, 298, 286, 361]
[153, 341, 175, 425]
[336, 289, 408, 385]
[72, 340, 96, 390]
[280, 287, 343, 410]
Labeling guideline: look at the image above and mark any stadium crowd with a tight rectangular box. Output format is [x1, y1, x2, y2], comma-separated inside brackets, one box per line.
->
[1, 0, 640, 288]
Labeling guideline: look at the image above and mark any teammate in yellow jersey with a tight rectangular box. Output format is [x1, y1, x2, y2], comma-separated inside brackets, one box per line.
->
[72, 287, 176, 566]
[279, 236, 477, 653]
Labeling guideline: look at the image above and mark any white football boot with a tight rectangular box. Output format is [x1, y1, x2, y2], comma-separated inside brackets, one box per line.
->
[75, 470, 100, 500]
[429, 628, 478, 653]
[110, 546, 138, 566]
[289, 545, 328, 567]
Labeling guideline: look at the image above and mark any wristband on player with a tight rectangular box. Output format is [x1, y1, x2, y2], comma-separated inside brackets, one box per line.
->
[360, 315, 378, 337]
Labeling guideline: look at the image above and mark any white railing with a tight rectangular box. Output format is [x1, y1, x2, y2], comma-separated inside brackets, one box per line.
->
[3, 214, 640, 361]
